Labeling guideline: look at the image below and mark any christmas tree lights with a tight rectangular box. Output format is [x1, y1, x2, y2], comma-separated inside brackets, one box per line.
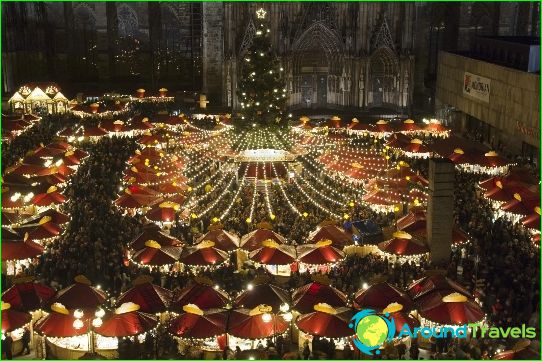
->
[236, 8, 286, 127]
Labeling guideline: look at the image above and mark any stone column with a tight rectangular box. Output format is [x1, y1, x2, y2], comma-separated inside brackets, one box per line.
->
[427, 158, 455, 266]
[105, 2, 118, 80]
[202, 2, 224, 104]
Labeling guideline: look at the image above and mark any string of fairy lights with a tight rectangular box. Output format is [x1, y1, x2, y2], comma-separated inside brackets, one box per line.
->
[184, 118, 232, 134]
[196, 170, 238, 218]
[115, 114, 430, 227]
[180, 130, 250, 208]
[271, 162, 302, 217]
[290, 167, 342, 219]
[190, 161, 223, 190]
[299, 152, 365, 197]
[262, 162, 275, 220]
[296, 171, 347, 207]
[218, 164, 249, 222]
[188, 165, 239, 208]
[297, 157, 352, 202]
[189, 129, 264, 221]
[185, 157, 213, 181]
[247, 162, 259, 223]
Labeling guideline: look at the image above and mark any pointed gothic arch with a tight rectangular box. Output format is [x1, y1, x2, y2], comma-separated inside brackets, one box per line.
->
[117, 4, 139, 39]
[158, 3, 203, 87]
[288, 22, 345, 108]
[292, 22, 343, 75]
[368, 17, 400, 108]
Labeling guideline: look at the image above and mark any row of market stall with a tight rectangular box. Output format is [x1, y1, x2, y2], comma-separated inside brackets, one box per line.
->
[2, 271, 487, 358]
[294, 117, 450, 138]
[60, 113, 231, 144]
[294, 116, 516, 176]
[478, 168, 540, 243]
[2, 113, 42, 143]
[2, 141, 89, 276]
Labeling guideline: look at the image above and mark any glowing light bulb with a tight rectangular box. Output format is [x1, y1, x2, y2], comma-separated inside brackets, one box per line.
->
[282, 312, 293, 322]
[92, 318, 103, 328]
[73, 319, 84, 330]
[261, 313, 272, 323]
[74, 309, 84, 319]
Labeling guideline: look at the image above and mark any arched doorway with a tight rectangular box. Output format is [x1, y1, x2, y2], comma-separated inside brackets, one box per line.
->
[368, 47, 398, 108]
[291, 22, 343, 109]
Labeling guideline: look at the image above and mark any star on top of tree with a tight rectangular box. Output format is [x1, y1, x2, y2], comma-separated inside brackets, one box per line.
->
[256, 8, 267, 19]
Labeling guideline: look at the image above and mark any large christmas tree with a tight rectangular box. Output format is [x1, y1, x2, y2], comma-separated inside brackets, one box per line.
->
[236, 8, 287, 127]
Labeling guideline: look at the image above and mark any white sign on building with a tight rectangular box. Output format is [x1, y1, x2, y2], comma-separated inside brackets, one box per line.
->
[463, 72, 491, 103]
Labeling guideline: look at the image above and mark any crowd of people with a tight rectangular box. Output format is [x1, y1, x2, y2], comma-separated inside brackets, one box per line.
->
[451, 172, 540, 330]
[1, 113, 78, 172]
[34, 136, 141, 293]
[2, 105, 540, 360]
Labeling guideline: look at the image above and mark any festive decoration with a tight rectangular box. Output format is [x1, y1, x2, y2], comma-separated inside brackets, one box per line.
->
[236, 8, 286, 126]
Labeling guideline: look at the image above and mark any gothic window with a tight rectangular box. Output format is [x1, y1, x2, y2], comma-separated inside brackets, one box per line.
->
[159, 3, 202, 88]
[117, 4, 138, 38]
[295, 2, 337, 40]
[73, 4, 98, 80]
[115, 4, 141, 77]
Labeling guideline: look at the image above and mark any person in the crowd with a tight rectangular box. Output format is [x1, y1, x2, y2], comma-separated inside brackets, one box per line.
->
[20, 326, 31, 355]
[2, 333, 13, 360]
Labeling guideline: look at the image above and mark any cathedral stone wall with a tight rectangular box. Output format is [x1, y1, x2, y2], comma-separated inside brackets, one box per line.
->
[2, 1, 539, 113]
